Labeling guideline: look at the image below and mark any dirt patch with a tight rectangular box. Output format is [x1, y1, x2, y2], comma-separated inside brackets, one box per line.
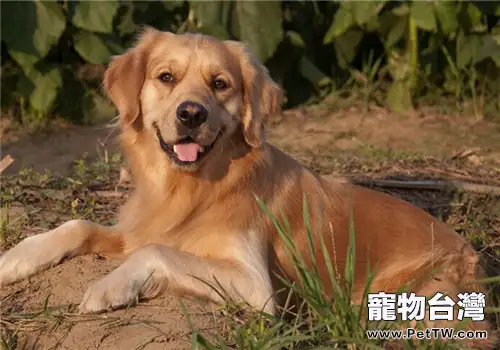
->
[1, 121, 121, 177]
[269, 106, 500, 165]
[1, 106, 499, 349]
[1, 255, 213, 349]
[2, 106, 500, 176]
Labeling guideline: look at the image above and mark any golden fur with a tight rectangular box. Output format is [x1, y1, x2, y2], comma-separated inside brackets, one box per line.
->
[0, 28, 495, 348]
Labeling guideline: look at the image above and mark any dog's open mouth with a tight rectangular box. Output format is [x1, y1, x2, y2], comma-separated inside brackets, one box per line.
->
[155, 127, 219, 165]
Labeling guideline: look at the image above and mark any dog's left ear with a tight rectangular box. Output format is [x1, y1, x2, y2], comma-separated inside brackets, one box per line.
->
[224, 41, 283, 148]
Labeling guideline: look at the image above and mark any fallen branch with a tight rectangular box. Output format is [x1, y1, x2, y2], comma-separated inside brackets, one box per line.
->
[0, 155, 14, 174]
[328, 176, 500, 196]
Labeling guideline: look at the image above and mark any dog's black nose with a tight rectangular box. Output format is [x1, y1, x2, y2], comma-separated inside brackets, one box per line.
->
[176, 101, 208, 128]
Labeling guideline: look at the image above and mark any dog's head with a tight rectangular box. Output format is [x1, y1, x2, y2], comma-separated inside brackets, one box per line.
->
[104, 27, 282, 171]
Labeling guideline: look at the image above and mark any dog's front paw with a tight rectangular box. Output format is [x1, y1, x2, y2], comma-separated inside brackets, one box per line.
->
[78, 277, 140, 314]
[78, 264, 154, 314]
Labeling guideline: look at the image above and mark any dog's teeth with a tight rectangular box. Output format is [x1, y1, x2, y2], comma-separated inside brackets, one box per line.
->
[199, 146, 205, 153]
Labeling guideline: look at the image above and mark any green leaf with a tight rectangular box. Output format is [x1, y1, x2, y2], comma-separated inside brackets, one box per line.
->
[231, 1, 283, 62]
[1, 1, 66, 71]
[116, 2, 137, 36]
[433, 2, 458, 35]
[492, 25, 500, 45]
[456, 31, 480, 69]
[33, 2, 66, 54]
[190, 1, 231, 27]
[365, 14, 380, 33]
[457, 3, 483, 31]
[385, 15, 407, 49]
[190, 1, 231, 39]
[392, 3, 409, 17]
[352, 1, 380, 27]
[334, 29, 364, 69]
[476, 35, 500, 66]
[104, 35, 125, 56]
[73, 31, 113, 64]
[411, 1, 437, 32]
[378, 11, 397, 36]
[324, 4, 353, 44]
[286, 31, 306, 48]
[16, 65, 62, 114]
[297, 57, 332, 97]
[7, 52, 39, 75]
[30, 68, 62, 114]
[377, 10, 408, 49]
[70, 0, 118, 34]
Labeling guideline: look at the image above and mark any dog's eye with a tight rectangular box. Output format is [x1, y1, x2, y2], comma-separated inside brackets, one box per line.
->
[158, 73, 175, 83]
[212, 78, 228, 91]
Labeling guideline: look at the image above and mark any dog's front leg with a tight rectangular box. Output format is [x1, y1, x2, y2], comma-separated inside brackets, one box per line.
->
[78, 243, 276, 315]
[0, 219, 123, 286]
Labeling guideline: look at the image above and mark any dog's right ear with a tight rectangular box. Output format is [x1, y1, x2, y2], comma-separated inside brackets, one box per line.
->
[103, 27, 160, 127]
[104, 49, 145, 127]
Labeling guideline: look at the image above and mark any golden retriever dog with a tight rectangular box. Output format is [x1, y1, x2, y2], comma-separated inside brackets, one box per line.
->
[0, 28, 495, 347]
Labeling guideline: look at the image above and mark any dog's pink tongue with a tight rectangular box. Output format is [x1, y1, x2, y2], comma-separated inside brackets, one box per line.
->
[173, 143, 200, 162]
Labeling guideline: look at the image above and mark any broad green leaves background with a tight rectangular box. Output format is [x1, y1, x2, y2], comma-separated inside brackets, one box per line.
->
[70, 1, 119, 34]
[1, 0, 500, 122]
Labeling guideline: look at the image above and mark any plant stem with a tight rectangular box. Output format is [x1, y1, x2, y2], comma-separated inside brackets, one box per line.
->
[407, 15, 418, 95]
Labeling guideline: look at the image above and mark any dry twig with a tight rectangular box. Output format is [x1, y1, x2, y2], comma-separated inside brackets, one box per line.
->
[328, 176, 500, 196]
[0, 154, 14, 174]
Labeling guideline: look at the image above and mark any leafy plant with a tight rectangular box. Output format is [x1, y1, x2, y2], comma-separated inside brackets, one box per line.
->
[1, 1, 500, 123]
